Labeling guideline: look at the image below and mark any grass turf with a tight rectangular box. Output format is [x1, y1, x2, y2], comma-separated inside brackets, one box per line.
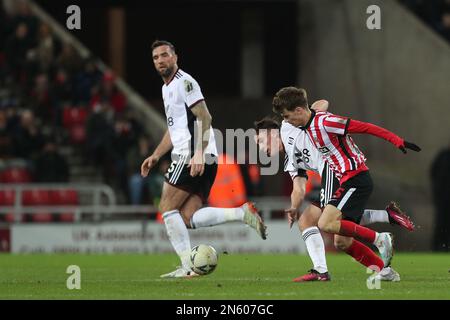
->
[0, 253, 449, 299]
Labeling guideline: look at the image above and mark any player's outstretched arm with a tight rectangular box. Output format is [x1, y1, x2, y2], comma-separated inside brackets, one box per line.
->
[346, 119, 421, 154]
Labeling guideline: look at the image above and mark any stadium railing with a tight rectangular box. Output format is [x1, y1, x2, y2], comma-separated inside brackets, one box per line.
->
[0, 184, 292, 223]
[0, 183, 118, 223]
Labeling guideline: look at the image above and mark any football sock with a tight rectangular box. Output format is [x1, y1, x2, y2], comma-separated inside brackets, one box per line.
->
[360, 209, 389, 226]
[190, 207, 245, 228]
[345, 239, 384, 271]
[302, 227, 328, 273]
[339, 220, 377, 243]
[162, 210, 191, 270]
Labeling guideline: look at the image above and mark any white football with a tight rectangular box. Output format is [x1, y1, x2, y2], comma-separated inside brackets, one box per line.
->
[189, 244, 218, 275]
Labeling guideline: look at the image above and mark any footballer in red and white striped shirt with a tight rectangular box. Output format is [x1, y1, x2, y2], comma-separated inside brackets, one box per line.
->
[306, 111, 368, 183]
[272, 86, 420, 280]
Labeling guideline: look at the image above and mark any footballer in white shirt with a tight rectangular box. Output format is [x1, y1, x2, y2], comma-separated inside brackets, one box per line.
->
[254, 100, 413, 282]
[141, 40, 267, 278]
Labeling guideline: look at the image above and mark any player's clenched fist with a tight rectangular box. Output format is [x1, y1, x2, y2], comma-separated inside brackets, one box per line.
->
[141, 155, 159, 177]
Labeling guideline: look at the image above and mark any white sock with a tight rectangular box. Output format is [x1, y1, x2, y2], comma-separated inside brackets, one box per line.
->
[191, 207, 245, 228]
[301, 226, 328, 273]
[360, 209, 389, 226]
[162, 210, 191, 270]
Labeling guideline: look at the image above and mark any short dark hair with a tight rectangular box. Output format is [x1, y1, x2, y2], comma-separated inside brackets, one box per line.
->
[254, 116, 280, 133]
[272, 87, 308, 114]
[151, 40, 176, 53]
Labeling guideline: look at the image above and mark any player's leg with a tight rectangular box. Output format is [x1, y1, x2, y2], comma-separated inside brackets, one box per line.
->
[293, 204, 330, 282]
[293, 163, 336, 281]
[318, 171, 393, 267]
[179, 193, 203, 226]
[361, 202, 415, 231]
[189, 202, 266, 239]
[183, 156, 267, 239]
[159, 181, 195, 277]
[334, 234, 382, 271]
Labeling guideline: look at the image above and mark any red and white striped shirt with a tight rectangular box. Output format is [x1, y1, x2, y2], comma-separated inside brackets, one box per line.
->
[303, 110, 404, 183]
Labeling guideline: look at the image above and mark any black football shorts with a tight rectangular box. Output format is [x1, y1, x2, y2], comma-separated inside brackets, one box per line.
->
[164, 153, 218, 202]
[327, 170, 373, 224]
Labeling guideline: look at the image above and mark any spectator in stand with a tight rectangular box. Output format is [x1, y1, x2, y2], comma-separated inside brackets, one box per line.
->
[33, 136, 69, 183]
[73, 58, 102, 105]
[85, 101, 116, 182]
[0, 109, 14, 159]
[8, 0, 38, 43]
[56, 42, 83, 77]
[29, 72, 52, 122]
[90, 71, 127, 115]
[51, 68, 73, 126]
[113, 114, 139, 194]
[29, 22, 61, 74]
[126, 135, 152, 204]
[4, 22, 33, 81]
[13, 109, 44, 161]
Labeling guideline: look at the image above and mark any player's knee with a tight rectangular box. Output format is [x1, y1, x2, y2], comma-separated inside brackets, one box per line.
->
[299, 213, 313, 231]
[334, 237, 350, 251]
[318, 218, 332, 233]
[158, 202, 167, 213]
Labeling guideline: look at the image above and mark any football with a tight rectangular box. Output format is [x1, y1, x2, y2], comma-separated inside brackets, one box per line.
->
[189, 244, 218, 275]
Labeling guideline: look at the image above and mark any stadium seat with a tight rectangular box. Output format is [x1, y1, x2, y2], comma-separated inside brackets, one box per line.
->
[22, 190, 51, 206]
[49, 189, 79, 205]
[49, 189, 79, 222]
[62, 107, 88, 128]
[22, 190, 52, 222]
[0, 167, 32, 183]
[0, 190, 15, 206]
[69, 124, 86, 144]
[0, 190, 17, 222]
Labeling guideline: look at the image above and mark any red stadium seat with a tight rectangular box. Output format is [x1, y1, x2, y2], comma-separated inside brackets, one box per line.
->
[63, 107, 88, 128]
[0, 168, 32, 183]
[49, 189, 79, 205]
[69, 124, 86, 144]
[0, 190, 17, 222]
[49, 189, 79, 222]
[22, 190, 52, 222]
[0, 190, 15, 205]
[22, 190, 51, 206]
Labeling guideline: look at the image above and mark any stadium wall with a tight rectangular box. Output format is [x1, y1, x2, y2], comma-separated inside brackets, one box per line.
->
[298, 0, 450, 182]
[297, 0, 450, 250]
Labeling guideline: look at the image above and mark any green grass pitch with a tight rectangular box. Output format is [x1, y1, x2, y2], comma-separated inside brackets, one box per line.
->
[0, 253, 449, 299]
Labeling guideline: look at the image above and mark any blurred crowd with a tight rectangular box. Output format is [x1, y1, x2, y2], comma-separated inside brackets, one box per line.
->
[0, 0, 165, 206]
[400, 0, 450, 42]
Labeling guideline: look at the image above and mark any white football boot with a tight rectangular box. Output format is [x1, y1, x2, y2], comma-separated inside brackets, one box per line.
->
[371, 266, 401, 282]
[160, 266, 199, 278]
[374, 232, 394, 267]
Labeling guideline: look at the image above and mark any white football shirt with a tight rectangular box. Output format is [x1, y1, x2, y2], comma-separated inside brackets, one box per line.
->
[280, 120, 324, 179]
[161, 69, 218, 156]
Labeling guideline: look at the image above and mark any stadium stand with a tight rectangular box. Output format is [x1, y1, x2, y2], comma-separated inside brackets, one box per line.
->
[0, 0, 167, 221]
